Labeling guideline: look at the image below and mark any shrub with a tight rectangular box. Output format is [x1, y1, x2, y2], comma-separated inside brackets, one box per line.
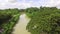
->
[0, 9, 20, 34]
[26, 7, 60, 34]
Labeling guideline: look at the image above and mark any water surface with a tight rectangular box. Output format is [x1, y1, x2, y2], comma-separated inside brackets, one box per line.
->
[12, 14, 31, 34]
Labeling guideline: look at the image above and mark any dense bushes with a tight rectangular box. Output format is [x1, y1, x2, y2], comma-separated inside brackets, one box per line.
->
[0, 11, 12, 25]
[0, 7, 60, 34]
[25, 7, 39, 18]
[0, 9, 20, 34]
[26, 7, 60, 34]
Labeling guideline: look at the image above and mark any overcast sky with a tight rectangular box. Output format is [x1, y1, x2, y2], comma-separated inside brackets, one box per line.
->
[0, 0, 60, 9]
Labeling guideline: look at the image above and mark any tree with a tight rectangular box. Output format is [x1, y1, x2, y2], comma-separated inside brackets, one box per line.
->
[26, 7, 60, 34]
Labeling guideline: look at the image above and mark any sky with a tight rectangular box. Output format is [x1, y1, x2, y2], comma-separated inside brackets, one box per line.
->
[0, 0, 60, 9]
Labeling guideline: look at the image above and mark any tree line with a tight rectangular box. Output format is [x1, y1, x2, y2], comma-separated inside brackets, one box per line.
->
[0, 7, 60, 34]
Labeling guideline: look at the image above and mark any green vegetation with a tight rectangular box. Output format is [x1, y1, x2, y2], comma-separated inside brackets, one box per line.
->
[0, 9, 20, 34]
[26, 7, 60, 34]
[0, 7, 60, 34]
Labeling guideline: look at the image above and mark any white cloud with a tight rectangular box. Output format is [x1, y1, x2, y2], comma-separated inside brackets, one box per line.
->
[0, 0, 32, 9]
[0, 0, 60, 9]
[42, 0, 60, 7]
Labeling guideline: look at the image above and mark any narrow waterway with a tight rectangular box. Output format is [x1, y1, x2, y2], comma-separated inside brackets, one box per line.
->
[12, 14, 31, 34]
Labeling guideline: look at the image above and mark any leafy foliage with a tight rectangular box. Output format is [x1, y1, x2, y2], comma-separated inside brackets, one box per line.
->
[0, 7, 60, 34]
[0, 9, 20, 34]
[26, 7, 60, 34]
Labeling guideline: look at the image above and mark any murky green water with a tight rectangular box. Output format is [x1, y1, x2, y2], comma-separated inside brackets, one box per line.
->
[12, 14, 31, 34]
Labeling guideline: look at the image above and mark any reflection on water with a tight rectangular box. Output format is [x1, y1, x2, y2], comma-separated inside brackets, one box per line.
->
[12, 14, 31, 34]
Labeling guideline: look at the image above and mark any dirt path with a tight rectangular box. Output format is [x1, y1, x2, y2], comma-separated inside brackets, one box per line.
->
[12, 14, 31, 34]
